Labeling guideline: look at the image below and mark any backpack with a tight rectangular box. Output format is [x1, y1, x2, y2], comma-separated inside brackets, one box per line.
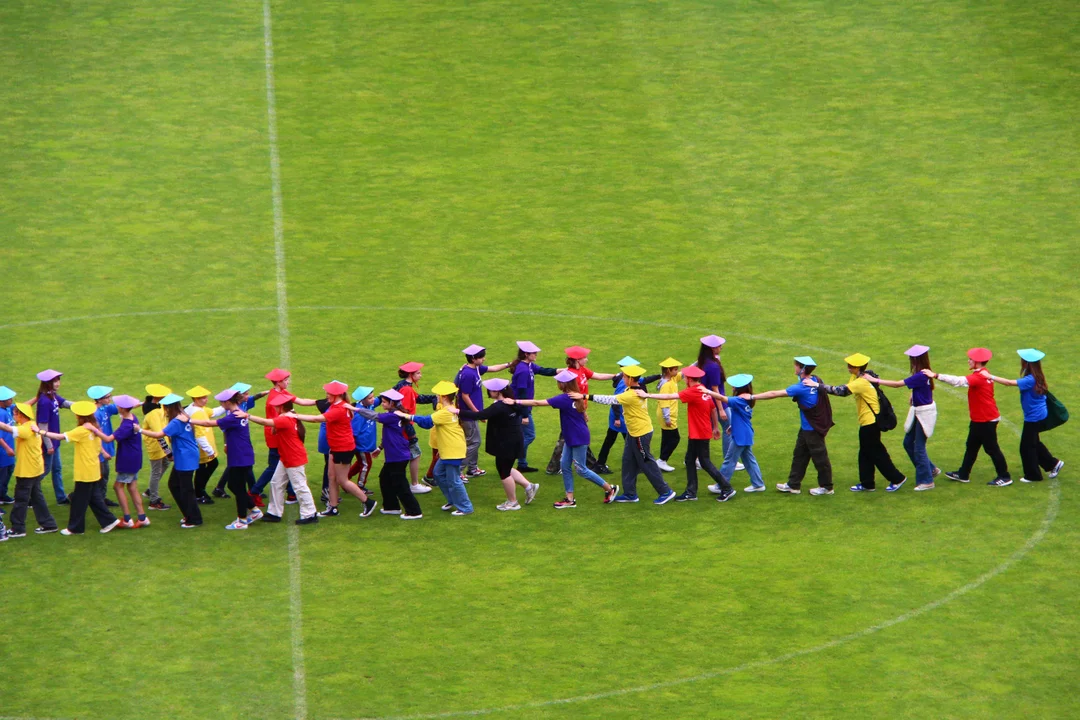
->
[871, 384, 897, 432]
[796, 377, 835, 437]
[1044, 391, 1069, 431]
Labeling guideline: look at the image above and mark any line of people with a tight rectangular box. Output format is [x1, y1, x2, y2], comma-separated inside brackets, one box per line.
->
[0, 338, 1066, 539]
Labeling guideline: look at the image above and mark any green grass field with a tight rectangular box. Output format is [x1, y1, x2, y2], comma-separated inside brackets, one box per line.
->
[2, 1, 1078, 718]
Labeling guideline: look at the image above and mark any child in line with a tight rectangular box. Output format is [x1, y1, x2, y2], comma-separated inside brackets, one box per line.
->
[366, 389, 423, 519]
[88, 385, 120, 508]
[111, 395, 149, 528]
[188, 388, 263, 530]
[40, 401, 120, 535]
[655, 358, 682, 472]
[985, 349, 1065, 483]
[393, 362, 436, 493]
[400, 381, 474, 516]
[0, 386, 17, 504]
[185, 386, 224, 504]
[140, 394, 203, 527]
[758, 357, 835, 496]
[246, 394, 319, 524]
[348, 387, 380, 488]
[0, 401, 59, 536]
[141, 384, 173, 510]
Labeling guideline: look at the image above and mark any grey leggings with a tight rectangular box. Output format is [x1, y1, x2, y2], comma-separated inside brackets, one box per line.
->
[147, 458, 169, 501]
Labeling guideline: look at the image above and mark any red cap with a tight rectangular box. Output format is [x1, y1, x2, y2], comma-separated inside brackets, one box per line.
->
[565, 346, 590, 360]
[967, 348, 992, 363]
[268, 393, 296, 407]
[398, 362, 424, 374]
[265, 368, 290, 382]
[682, 366, 706, 379]
[323, 381, 348, 396]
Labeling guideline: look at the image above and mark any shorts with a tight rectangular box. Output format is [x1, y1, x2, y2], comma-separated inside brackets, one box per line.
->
[331, 451, 355, 465]
[116, 472, 139, 484]
[495, 456, 516, 479]
[408, 439, 422, 460]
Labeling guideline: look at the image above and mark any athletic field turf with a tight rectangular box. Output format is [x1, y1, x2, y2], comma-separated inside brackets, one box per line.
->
[2, 1, 1078, 718]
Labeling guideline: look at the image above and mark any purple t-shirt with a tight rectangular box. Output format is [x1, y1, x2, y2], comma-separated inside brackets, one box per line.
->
[217, 412, 255, 467]
[511, 362, 535, 400]
[36, 393, 66, 433]
[377, 413, 412, 463]
[113, 417, 143, 474]
[548, 394, 590, 447]
[455, 363, 489, 411]
[700, 359, 728, 408]
[903, 373, 933, 407]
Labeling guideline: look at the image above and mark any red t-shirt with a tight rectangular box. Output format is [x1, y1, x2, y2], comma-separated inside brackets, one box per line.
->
[680, 386, 716, 440]
[323, 402, 356, 452]
[273, 416, 308, 467]
[965, 372, 1000, 422]
[263, 388, 289, 449]
[398, 384, 419, 414]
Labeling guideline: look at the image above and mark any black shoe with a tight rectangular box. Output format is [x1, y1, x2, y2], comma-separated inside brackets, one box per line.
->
[195, 495, 214, 505]
[261, 513, 283, 523]
[57, 497, 70, 505]
[595, 464, 613, 475]
[211, 488, 230, 499]
[295, 515, 318, 525]
[105, 499, 120, 507]
[518, 465, 539, 474]
[544, 465, 559, 475]
[35, 526, 59, 534]
[318, 505, 340, 517]
[360, 498, 378, 518]
[717, 489, 736, 502]
[674, 492, 697, 502]
[0, 496, 14, 504]
[944, 470, 969, 483]
[8, 530, 27, 538]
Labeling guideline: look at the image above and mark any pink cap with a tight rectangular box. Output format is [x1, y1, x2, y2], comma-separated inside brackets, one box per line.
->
[323, 381, 349, 396]
[36, 369, 63, 382]
[398, 362, 424, 374]
[967, 348, 992, 363]
[268, 393, 296, 407]
[682, 366, 706, 379]
[379, 389, 404, 402]
[905, 344, 930, 357]
[215, 388, 240, 403]
[265, 368, 290, 382]
[700, 335, 726, 348]
[113, 394, 141, 409]
[516, 340, 541, 353]
[554, 369, 578, 383]
[462, 344, 485, 356]
[482, 378, 510, 392]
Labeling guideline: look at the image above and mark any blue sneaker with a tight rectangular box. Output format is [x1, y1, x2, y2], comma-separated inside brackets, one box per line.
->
[885, 478, 907, 493]
[849, 484, 875, 492]
[613, 494, 639, 503]
[654, 490, 676, 506]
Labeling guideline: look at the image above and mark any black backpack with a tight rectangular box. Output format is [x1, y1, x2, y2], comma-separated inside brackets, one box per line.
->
[868, 375, 897, 432]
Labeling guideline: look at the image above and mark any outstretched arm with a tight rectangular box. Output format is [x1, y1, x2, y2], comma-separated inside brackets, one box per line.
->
[514, 399, 550, 407]
[591, 372, 617, 381]
[583, 393, 620, 405]
[752, 389, 790, 401]
[286, 412, 326, 423]
[864, 376, 905, 388]
[987, 374, 1019, 387]
[188, 417, 219, 428]
[246, 414, 274, 427]
[637, 391, 680, 401]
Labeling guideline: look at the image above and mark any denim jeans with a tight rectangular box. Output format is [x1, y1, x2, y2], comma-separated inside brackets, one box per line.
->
[720, 443, 764, 488]
[433, 459, 473, 513]
[43, 443, 67, 502]
[518, 408, 536, 467]
[560, 443, 606, 494]
[252, 449, 280, 494]
[719, 414, 732, 458]
[902, 422, 935, 485]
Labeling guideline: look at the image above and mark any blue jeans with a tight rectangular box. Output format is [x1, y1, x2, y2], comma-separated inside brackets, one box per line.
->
[561, 443, 606, 494]
[252, 449, 280, 495]
[433, 459, 472, 513]
[719, 413, 732, 458]
[720, 442, 764, 488]
[0, 464, 13, 498]
[44, 443, 67, 502]
[518, 408, 536, 467]
[903, 422, 935, 486]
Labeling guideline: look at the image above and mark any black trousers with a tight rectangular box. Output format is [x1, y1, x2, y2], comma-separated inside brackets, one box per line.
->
[168, 468, 202, 525]
[10, 475, 57, 534]
[683, 439, 729, 496]
[379, 460, 422, 515]
[597, 429, 621, 466]
[67, 481, 117, 533]
[621, 432, 672, 498]
[659, 428, 681, 461]
[858, 425, 905, 489]
[194, 457, 220, 498]
[1019, 420, 1059, 482]
[958, 421, 1010, 480]
[223, 466, 257, 518]
[546, 435, 598, 473]
[788, 430, 833, 490]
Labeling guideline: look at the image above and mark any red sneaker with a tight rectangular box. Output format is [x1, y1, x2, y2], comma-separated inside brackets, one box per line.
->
[249, 492, 266, 508]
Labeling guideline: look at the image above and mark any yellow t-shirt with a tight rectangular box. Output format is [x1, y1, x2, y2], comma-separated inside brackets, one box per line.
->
[189, 405, 218, 462]
[616, 389, 653, 438]
[14, 422, 45, 478]
[143, 407, 170, 460]
[655, 377, 680, 429]
[848, 375, 879, 427]
[65, 425, 103, 482]
[431, 407, 465, 460]
[429, 423, 439, 450]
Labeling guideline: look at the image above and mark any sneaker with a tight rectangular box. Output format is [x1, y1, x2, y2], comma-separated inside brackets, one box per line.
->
[717, 489, 736, 502]
[614, 494, 639, 503]
[249, 492, 265, 508]
[497, 501, 521, 511]
[285, 494, 298, 505]
[743, 485, 765, 493]
[117, 519, 136, 529]
[8, 530, 27, 538]
[60, 528, 80, 536]
[932, 467, 942, 478]
[195, 495, 214, 505]
[295, 515, 319, 525]
[451, 510, 472, 516]
[988, 477, 1013, 487]
[261, 513, 282, 523]
[1019, 477, 1041, 483]
[380, 508, 402, 515]
[441, 503, 454, 512]
[225, 519, 249, 530]
[525, 483, 540, 505]
[914, 483, 934, 492]
[136, 518, 151, 528]
[460, 474, 469, 484]
[244, 509, 263, 524]
[944, 471, 968, 483]
[148, 499, 171, 511]
[849, 484, 875, 492]
[212, 488, 230, 499]
[518, 465, 539, 474]
[34, 526, 59, 534]
[809, 487, 833, 496]
[180, 520, 200, 529]
[603, 484, 620, 504]
[886, 478, 907, 493]
[57, 497, 70, 505]
[100, 519, 121, 534]
[553, 497, 576, 509]
[707, 483, 724, 495]
[674, 492, 697, 502]
[410, 484, 432, 494]
[656, 459, 675, 472]
[544, 467, 559, 475]
[1049, 460, 1065, 478]
[595, 464, 613, 475]
[734, 462, 745, 472]
[695, 460, 702, 469]
[0, 495, 14, 505]
[465, 468, 486, 477]
[142, 490, 151, 499]
[400, 513, 423, 520]
[775, 483, 801, 494]
[360, 499, 378, 518]
[318, 505, 339, 517]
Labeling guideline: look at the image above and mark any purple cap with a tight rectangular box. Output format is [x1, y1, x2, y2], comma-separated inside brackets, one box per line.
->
[482, 378, 510, 392]
[904, 344, 930, 357]
[554, 369, 577, 383]
[215, 388, 240, 403]
[379, 389, 404, 402]
[462, 344, 485, 356]
[516, 340, 541, 353]
[113, 394, 141, 409]
[700, 335, 726, 348]
[36, 369, 62, 382]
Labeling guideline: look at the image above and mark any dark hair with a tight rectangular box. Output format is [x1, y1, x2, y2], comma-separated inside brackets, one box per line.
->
[795, 362, 817, 377]
[848, 363, 868, 375]
[509, 349, 529, 372]
[36, 380, 55, 398]
[1021, 360, 1048, 395]
[695, 343, 725, 387]
[465, 352, 486, 364]
[565, 356, 580, 369]
[737, 382, 756, 408]
[487, 385, 516, 400]
[910, 352, 934, 391]
[75, 414, 99, 428]
[163, 402, 182, 421]
[397, 369, 409, 379]
[557, 378, 580, 394]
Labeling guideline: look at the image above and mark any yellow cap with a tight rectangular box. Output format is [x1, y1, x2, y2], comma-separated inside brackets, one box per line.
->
[658, 357, 682, 368]
[844, 353, 871, 367]
[14, 402, 34, 419]
[69, 400, 98, 417]
[430, 381, 459, 396]
[145, 384, 172, 397]
[186, 385, 211, 398]
[621, 365, 646, 378]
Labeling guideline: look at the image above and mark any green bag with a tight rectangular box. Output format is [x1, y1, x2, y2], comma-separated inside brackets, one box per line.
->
[1044, 391, 1069, 431]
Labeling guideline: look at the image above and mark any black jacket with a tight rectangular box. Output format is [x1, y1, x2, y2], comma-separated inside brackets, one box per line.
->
[457, 402, 524, 459]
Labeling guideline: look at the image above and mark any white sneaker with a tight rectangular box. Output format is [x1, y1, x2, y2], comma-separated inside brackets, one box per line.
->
[695, 460, 702, 469]
[100, 519, 121, 534]
[380, 508, 402, 515]
[497, 501, 521, 511]
[707, 483, 724, 495]
[411, 484, 432, 494]
[225, 519, 249, 530]
[809, 487, 834, 496]
[656, 459, 675, 472]
[775, 483, 801, 494]
[1049, 460, 1064, 478]
[400, 513, 423, 520]
[743, 485, 765, 493]
[735, 462, 745, 472]
[524, 483, 539, 504]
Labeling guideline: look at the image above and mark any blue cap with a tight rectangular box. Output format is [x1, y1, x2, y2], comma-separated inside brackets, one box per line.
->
[160, 393, 184, 405]
[617, 356, 640, 367]
[231, 382, 253, 394]
[352, 386, 375, 401]
[87, 385, 113, 400]
[794, 356, 816, 367]
[1017, 348, 1045, 363]
[0, 386, 16, 401]
[728, 374, 754, 388]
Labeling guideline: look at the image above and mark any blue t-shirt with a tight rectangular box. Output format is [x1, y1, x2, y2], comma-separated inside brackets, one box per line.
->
[727, 396, 755, 446]
[95, 403, 119, 460]
[609, 378, 627, 433]
[317, 422, 329, 455]
[0, 406, 14, 468]
[1017, 375, 1048, 422]
[217, 412, 255, 467]
[786, 379, 819, 432]
[352, 408, 378, 453]
[163, 417, 201, 471]
[455, 363, 489, 411]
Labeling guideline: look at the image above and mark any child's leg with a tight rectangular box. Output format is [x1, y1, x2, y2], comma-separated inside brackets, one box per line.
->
[113, 482, 131, 517]
[741, 447, 764, 488]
